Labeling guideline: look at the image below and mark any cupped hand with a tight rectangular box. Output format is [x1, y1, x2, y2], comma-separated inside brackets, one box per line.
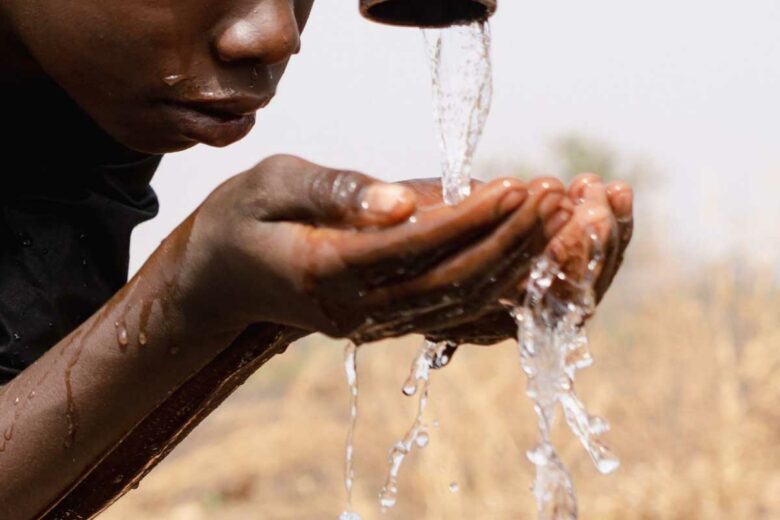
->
[180, 155, 566, 343]
[421, 173, 634, 346]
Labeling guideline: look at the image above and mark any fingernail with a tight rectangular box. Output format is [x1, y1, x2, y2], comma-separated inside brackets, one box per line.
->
[574, 177, 603, 203]
[362, 184, 415, 216]
[498, 190, 527, 214]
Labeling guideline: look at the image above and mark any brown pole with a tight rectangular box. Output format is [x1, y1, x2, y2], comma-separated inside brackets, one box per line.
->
[360, 0, 497, 28]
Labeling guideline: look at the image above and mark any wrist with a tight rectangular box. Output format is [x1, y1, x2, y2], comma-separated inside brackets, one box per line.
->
[138, 213, 249, 338]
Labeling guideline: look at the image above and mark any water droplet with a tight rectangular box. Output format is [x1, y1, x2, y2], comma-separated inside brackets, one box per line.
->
[28, 390, 36, 399]
[596, 453, 620, 474]
[162, 74, 185, 86]
[13, 397, 19, 406]
[12, 332, 21, 341]
[114, 322, 129, 348]
[449, 482, 460, 493]
[379, 495, 396, 510]
[414, 431, 429, 448]
[587, 415, 609, 435]
[138, 332, 148, 346]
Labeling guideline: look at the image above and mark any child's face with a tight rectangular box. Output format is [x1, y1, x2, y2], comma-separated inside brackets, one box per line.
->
[13, 0, 315, 153]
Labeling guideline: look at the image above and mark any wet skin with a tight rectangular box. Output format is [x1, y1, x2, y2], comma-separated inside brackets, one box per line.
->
[407, 174, 633, 346]
[1, 0, 315, 152]
[0, 0, 634, 517]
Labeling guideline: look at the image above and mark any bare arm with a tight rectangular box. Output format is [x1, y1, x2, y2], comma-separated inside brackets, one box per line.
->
[0, 216, 257, 519]
[0, 155, 568, 519]
[43, 323, 307, 519]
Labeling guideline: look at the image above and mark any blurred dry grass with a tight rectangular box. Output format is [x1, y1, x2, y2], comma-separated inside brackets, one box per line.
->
[101, 260, 780, 520]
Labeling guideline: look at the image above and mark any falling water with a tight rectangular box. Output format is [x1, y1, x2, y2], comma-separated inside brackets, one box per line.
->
[339, 342, 362, 520]
[513, 234, 619, 520]
[423, 21, 493, 205]
[379, 340, 451, 511]
[375, 20, 494, 512]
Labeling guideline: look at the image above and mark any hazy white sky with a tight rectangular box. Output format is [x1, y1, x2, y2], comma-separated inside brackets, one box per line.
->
[131, 0, 780, 274]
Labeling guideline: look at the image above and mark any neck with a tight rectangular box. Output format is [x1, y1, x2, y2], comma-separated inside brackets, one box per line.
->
[0, 4, 44, 82]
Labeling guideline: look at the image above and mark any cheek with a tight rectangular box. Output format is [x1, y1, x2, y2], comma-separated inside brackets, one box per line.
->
[22, 0, 216, 103]
[17, 1, 212, 151]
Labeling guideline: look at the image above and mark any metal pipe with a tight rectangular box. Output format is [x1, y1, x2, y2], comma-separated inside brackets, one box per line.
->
[360, 0, 496, 28]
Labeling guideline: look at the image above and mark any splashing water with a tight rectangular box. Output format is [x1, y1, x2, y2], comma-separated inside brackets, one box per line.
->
[513, 234, 619, 520]
[378, 339, 454, 510]
[340, 342, 362, 520]
[423, 21, 493, 205]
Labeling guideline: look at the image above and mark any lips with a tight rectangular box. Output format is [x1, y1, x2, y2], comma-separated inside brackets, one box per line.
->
[160, 95, 273, 147]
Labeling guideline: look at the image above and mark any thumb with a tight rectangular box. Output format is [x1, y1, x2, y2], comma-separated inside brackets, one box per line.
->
[255, 155, 417, 227]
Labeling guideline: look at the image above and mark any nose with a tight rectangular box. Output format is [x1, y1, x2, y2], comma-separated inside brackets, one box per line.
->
[214, 0, 301, 65]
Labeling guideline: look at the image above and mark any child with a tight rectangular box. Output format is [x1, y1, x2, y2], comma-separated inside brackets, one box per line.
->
[0, 0, 633, 517]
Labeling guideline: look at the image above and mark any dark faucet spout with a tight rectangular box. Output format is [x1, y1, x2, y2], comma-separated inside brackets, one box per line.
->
[360, 0, 497, 28]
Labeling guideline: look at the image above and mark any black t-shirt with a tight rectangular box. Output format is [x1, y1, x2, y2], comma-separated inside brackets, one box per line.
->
[0, 79, 161, 383]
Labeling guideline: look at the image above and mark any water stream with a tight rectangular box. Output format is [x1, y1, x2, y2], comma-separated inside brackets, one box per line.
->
[423, 21, 493, 205]
[513, 237, 619, 519]
[338, 17, 616, 520]
[339, 342, 361, 520]
[378, 339, 454, 511]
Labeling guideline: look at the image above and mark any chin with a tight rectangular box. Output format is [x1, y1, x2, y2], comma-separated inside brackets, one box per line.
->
[105, 107, 258, 154]
[107, 124, 197, 154]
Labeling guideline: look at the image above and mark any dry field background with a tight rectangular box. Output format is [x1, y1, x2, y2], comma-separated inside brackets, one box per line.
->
[101, 252, 780, 520]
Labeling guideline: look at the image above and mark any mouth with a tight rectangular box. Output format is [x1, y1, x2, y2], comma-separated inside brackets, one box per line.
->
[160, 95, 273, 147]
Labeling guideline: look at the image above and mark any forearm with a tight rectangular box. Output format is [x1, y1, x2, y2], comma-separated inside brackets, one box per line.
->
[43, 323, 306, 520]
[0, 225, 269, 519]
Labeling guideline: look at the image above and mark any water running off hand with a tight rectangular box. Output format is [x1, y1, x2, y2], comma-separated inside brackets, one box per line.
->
[513, 236, 619, 520]
[378, 340, 455, 511]
[339, 342, 362, 520]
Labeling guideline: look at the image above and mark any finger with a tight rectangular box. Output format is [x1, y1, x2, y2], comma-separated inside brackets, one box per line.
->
[399, 178, 486, 209]
[252, 154, 417, 227]
[568, 173, 603, 203]
[354, 220, 545, 342]
[364, 177, 562, 297]
[593, 181, 635, 301]
[326, 178, 530, 277]
[606, 181, 634, 223]
[350, 179, 562, 340]
[547, 181, 614, 282]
